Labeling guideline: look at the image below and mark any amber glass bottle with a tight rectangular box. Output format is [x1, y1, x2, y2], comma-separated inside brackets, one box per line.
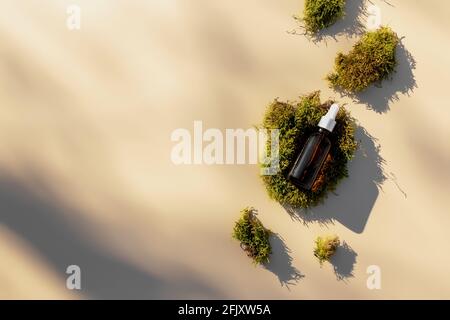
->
[288, 104, 339, 190]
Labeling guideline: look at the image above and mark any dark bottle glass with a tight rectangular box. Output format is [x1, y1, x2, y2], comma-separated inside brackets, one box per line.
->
[288, 128, 331, 190]
[288, 103, 339, 191]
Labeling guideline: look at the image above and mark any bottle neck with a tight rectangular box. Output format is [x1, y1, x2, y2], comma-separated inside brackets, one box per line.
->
[318, 127, 330, 134]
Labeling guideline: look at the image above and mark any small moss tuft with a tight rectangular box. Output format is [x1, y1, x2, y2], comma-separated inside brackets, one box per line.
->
[327, 26, 400, 93]
[300, 0, 346, 34]
[232, 207, 272, 265]
[314, 235, 340, 265]
[260, 91, 357, 209]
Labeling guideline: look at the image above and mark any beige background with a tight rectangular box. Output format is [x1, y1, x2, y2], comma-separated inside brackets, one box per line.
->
[0, 0, 449, 299]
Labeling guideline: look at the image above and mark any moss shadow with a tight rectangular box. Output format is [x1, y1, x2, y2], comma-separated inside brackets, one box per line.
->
[312, 0, 367, 43]
[264, 234, 304, 288]
[289, 0, 366, 42]
[354, 41, 417, 113]
[330, 241, 357, 281]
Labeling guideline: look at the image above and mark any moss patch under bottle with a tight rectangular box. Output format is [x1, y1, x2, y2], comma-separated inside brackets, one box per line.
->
[327, 26, 400, 93]
[260, 91, 357, 209]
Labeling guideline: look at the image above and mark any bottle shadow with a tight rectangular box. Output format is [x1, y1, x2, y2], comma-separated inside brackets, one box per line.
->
[330, 241, 358, 282]
[284, 126, 386, 234]
[264, 234, 304, 288]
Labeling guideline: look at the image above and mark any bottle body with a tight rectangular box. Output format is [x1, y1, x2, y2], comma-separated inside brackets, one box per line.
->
[288, 129, 331, 190]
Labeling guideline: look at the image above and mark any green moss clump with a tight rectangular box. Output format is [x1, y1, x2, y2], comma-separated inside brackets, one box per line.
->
[232, 207, 272, 265]
[314, 235, 340, 265]
[260, 91, 357, 209]
[300, 0, 346, 33]
[327, 26, 400, 93]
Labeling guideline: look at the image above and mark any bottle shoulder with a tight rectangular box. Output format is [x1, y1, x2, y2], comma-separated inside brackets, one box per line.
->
[311, 129, 331, 138]
[309, 130, 331, 145]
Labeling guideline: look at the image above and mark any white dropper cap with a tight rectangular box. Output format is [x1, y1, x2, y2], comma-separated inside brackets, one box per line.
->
[318, 103, 340, 132]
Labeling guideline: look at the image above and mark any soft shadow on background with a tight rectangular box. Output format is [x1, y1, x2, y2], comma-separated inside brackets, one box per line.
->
[0, 175, 219, 299]
[264, 234, 304, 288]
[330, 241, 357, 282]
[285, 126, 386, 234]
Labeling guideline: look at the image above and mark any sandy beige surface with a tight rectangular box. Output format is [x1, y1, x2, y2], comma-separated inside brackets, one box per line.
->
[0, 0, 449, 299]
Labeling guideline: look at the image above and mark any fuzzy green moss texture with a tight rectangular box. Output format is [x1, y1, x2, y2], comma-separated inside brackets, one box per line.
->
[232, 207, 272, 265]
[327, 26, 399, 93]
[314, 235, 340, 265]
[301, 0, 346, 33]
[260, 92, 357, 209]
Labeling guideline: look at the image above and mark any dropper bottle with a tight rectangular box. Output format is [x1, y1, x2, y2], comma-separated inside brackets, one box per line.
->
[288, 103, 340, 191]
